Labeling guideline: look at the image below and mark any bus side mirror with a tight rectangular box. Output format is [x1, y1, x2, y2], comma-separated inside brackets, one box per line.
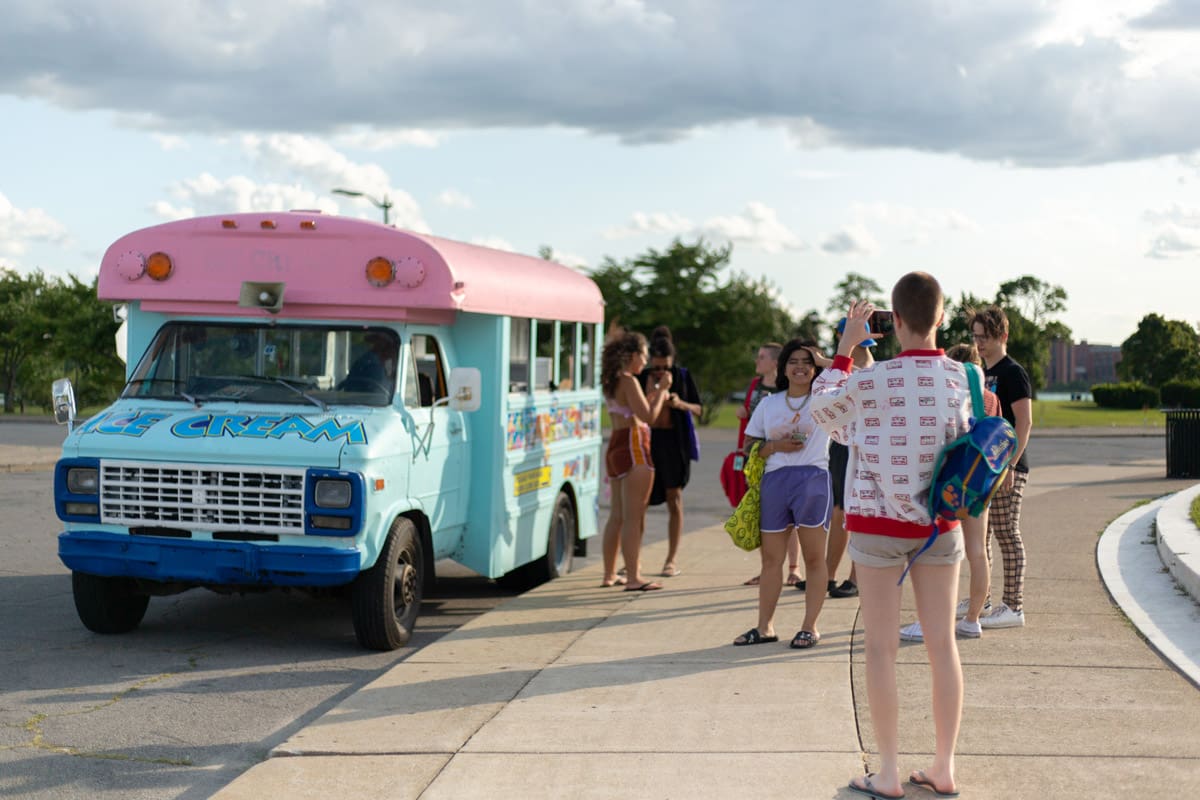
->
[448, 367, 481, 412]
[52, 378, 77, 429]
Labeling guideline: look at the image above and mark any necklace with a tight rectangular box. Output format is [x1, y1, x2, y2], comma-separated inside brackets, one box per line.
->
[784, 392, 809, 412]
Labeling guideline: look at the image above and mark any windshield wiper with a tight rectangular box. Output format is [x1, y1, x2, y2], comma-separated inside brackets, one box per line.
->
[122, 378, 199, 406]
[271, 378, 328, 411]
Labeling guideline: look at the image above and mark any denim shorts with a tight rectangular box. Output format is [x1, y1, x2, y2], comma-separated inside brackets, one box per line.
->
[759, 465, 832, 533]
[848, 528, 964, 569]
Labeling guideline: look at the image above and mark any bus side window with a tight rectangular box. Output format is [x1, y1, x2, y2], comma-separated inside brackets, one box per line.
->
[579, 323, 596, 388]
[556, 322, 576, 391]
[412, 334, 446, 407]
[534, 319, 554, 392]
[509, 318, 530, 393]
[402, 345, 421, 408]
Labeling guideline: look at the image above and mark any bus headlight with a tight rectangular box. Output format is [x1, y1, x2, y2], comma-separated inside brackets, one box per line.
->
[67, 467, 99, 494]
[314, 479, 352, 508]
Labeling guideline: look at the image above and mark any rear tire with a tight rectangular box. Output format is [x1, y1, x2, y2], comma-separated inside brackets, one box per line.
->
[72, 572, 150, 634]
[351, 517, 423, 651]
[497, 491, 575, 590]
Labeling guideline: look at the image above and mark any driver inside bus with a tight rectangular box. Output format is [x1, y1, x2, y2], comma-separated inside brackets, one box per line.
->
[339, 331, 397, 392]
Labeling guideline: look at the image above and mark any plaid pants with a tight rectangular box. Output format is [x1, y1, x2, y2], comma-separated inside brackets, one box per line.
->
[986, 469, 1028, 612]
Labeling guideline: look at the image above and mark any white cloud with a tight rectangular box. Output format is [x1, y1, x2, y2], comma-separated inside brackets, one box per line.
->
[437, 189, 474, 209]
[0, 192, 69, 258]
[1146, 224, 1200, 258]
[855, 202, 983, 244]
[702, 202, 805, 254]
[604, 211, 696, 239]
[158, 172, 333, 218]
[231, 133, 428, 230]
[820, 224, 880, 256]
[1144, 202, 1200, 227]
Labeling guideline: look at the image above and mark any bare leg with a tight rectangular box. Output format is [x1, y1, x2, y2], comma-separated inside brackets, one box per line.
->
[796, 525, 828, 636]
[786, 529, 802, 584]
[601, 477, 625, 585]
[910, 559, 963, 795]
[662, 486, 683, 574]
[755, 529, 789, 636]
[826, 506, 848, 583]
[963, 511, 989, 622]
[854, 560, 905, 798]
[620, 466, 658, 588]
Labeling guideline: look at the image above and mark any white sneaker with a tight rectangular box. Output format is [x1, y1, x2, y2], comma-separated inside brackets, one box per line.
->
[979, 603, 1024, 629]
[956, 598, 991, 619]
[955, 618, 982, 638]
[899, 621, 924, 641]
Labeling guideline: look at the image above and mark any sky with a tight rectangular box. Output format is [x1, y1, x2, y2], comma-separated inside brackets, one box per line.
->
[3, 0, 1200, 346]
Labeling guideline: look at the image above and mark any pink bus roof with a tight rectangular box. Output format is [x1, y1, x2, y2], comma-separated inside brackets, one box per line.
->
[97, 212, 605, 324]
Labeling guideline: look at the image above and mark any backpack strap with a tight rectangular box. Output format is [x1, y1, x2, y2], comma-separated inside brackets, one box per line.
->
[966, 363, 986, 420]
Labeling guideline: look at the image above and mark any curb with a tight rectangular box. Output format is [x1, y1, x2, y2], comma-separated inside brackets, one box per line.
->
[1157, 483, 1200, 604]
[1097, 496, 1200, 689]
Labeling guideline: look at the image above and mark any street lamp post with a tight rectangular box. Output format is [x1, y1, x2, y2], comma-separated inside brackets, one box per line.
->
[331, 188, 394, 225]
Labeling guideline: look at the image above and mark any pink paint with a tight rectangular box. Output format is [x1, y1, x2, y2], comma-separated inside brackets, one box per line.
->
[98, 212, 604, 324]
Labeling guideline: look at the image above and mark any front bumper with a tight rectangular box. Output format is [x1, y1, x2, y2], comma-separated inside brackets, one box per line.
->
[58, 530, 361, 587]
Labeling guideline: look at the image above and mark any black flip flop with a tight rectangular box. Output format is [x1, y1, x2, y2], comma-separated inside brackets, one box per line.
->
[790, 630, 820, 649]
[733, 628, 778, 646]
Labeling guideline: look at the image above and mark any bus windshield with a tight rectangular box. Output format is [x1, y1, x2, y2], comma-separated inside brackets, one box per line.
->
[122, 322, 399, 407]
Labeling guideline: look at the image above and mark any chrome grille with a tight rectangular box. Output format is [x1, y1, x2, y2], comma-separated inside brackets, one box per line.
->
[100, 460, 306, 534]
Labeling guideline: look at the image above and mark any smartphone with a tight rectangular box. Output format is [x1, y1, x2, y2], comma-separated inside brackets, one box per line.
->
[870, 309, 895, 336]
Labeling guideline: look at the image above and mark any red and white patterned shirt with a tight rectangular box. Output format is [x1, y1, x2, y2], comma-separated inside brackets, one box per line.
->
[811, 350, 974, 539]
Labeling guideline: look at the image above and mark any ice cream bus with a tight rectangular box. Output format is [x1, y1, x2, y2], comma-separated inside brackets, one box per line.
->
[51, 211, 604, 650]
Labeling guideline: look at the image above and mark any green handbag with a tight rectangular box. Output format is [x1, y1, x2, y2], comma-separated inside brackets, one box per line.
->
[724, 441, 765, 551]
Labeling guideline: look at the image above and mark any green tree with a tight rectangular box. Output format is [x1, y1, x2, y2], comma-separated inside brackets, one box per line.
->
[590, 239, 795, 423]
[0, 268, 55, 413]
[1117, 314, 1200, 386]
[0, 269, 124, 413]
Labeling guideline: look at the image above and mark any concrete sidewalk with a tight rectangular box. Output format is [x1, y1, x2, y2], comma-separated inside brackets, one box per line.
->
[207, 453, 1199, 800]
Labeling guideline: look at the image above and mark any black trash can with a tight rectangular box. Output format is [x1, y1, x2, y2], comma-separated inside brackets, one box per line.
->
[1164, 409, 1200, 478]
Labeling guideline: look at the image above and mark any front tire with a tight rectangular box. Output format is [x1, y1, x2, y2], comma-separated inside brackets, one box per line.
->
[351, 517, 424, 651]
[72, 572, 150, 634]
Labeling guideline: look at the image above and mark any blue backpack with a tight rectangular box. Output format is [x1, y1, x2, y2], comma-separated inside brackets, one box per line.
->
[899, 363, 1018, 584]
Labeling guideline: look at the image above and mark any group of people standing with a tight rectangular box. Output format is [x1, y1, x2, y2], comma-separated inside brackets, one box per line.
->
[599, 279, 1033, 800]
[599, 326, 702, 592]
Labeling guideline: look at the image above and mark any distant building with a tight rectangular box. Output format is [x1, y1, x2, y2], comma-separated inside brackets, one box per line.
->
[1048, 338, 1122, 387]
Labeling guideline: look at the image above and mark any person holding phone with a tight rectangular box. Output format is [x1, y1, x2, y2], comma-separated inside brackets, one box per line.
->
[733, 339, 832, 649]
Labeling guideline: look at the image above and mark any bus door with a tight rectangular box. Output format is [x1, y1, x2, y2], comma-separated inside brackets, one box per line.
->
[403, 332, 468, 534]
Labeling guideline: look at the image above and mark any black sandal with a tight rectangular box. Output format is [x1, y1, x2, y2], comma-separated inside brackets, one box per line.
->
[790, 630, 820, 649]
[733, 628, 779, 646]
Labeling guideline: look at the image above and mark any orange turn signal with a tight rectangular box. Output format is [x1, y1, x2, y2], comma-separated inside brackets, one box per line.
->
[146, 252, 173, 281]
[365, 257, 394, 287]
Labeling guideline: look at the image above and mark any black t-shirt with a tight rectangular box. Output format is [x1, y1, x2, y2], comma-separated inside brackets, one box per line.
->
[985, 354, 1032, 472]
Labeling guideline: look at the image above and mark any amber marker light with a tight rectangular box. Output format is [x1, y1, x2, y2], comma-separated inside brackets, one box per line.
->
[300, 220, 317, 230]
[221, 219, 238, 229]
[146, 252, 174, 281]
[260, 220, 277, 229]
[365, 256, 395, 287]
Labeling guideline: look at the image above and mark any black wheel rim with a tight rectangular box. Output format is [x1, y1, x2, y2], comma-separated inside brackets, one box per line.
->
[394, 556, 417, 617]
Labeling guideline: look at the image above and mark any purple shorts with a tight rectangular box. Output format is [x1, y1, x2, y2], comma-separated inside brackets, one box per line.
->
[759, 465, 833, 533]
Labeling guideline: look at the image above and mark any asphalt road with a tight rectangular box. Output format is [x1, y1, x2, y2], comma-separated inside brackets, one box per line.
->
[0, 420, 1166, 799]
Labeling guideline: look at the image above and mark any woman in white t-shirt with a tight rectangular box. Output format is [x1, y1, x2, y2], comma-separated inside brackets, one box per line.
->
[733, 339, 833, 649]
